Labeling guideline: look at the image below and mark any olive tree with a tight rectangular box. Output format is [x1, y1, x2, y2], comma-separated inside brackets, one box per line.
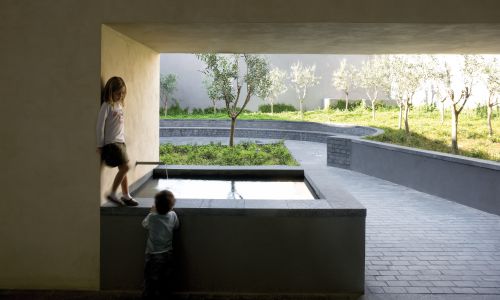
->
[160, 73, 177, 116]
[332, 59, 357, 110]
[388, 55, 428, 134]
[434, 55, 485, 154]
[388, 55, 406, 129]
[425, 56, 450, 124]
[202, 77, 219, 114]
[265, 67, 288, 114]
[450, 55, 484, 153]
[484, 58, 500, 136]
[289, 61, 320, 118]
[358, 55, 390, 120]
[197, 53, 271, 146]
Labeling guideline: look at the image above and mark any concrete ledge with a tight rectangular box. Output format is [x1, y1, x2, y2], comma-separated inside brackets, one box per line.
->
[101, 199, 364, 218]
[152, 165, 305, 180]
[327, 136, 500, 215]
[102, 166, 366, 217]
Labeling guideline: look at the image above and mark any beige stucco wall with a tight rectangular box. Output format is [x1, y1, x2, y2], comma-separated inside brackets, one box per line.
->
[0, 9, 159, 291]
[0, 6, 103, 291]
[1, 0, 500, 292]
[100, 26, 159, 203]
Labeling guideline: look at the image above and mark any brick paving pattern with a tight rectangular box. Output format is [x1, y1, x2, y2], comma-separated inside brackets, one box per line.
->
[347, 173, 500, 295]
[285, 140, 500, 296]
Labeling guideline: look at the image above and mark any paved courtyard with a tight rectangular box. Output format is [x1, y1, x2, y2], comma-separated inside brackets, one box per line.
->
[165, 137, 500, 298]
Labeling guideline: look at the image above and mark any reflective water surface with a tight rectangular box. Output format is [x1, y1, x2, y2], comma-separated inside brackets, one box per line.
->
[134, 178, 315, 200]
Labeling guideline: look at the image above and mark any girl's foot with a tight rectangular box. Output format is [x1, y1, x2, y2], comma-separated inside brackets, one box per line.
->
[106, 193, 124, 206]
[121, 196, 138, 207]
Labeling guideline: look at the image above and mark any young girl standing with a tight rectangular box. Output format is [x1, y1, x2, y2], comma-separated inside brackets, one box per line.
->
[97, 76, 138, 206]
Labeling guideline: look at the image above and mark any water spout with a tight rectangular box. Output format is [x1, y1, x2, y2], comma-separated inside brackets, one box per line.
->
[136, 161, 168, 180]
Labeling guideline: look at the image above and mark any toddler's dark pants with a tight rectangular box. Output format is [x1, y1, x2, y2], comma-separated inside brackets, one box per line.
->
[142, 251, 174, 300]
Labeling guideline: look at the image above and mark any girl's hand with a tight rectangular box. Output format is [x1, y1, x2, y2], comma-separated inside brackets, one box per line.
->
[96, 147, 102, 155]
[150, 205, 156, 213]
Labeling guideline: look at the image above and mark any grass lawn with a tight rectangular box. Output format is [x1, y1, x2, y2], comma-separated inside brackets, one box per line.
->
[160, 141, 299, 166]
[161, 105, 500, 162]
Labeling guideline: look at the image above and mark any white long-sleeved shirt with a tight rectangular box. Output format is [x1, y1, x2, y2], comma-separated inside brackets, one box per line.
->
[96, 101, 125, 147]
[142, 211, 180, 254]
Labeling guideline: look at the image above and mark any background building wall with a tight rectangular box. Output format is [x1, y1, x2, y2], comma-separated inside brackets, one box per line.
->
[160, 54, 370, 111]
[161, 54, 495, 112]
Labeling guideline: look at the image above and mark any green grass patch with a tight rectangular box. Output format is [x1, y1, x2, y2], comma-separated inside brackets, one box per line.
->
[160, 141, 299, 166]
[161, 105, 500, 162]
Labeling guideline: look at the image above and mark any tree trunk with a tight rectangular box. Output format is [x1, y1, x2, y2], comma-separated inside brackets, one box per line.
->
[487, 104, 493, 136]
[371, 101, 375, 120]
[271, 99, 274, 115]
[404, 101, 410, 134]
[213, 100, 216, 114]
[440, 102, 445, 124]
[398, 103, 403, 130]
[164, 97, 168, 116]
[299, 99, 304, 119]
[229, 117, 236, 147]
[345, 93, 349, 111]
[451, 107, 459, 154]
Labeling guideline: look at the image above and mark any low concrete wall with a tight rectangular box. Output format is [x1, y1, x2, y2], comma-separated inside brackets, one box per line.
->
[161, 120, 379, 137]
[327, 137, 500, 216]
[160, 119, 381, 143]
[101, 210, 365, 296]
[100, 167, 366, 297]
[162, 127, 337, 143]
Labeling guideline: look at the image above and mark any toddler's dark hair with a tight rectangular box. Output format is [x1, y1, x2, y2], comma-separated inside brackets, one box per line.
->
[155, 190, 175, 215]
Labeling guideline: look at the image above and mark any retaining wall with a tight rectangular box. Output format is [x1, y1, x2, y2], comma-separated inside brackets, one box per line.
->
[327, 136, 500, 216]
[160, 119, 381, 143]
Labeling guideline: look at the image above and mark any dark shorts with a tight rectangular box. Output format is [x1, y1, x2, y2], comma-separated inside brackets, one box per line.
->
[101, 143, 129, 167]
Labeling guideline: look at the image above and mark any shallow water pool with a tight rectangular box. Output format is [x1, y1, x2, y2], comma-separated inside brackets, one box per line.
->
[133, 178, 316, 200]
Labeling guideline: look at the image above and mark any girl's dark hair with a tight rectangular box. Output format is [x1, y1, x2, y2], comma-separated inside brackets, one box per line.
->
[101, 76, 126, 106]
[155, 190, 175, 215]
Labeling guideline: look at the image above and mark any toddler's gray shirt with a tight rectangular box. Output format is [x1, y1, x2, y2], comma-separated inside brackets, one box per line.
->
[142, 211, 179, 254]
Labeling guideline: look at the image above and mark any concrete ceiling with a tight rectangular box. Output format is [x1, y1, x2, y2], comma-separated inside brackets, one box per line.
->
[110, 23, 500, 54]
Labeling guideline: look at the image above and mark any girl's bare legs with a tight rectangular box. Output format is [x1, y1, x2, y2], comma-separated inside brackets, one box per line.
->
[121, 174, 130, 197]
[110, 163, 137, 206]
[111, 163, 129, 194]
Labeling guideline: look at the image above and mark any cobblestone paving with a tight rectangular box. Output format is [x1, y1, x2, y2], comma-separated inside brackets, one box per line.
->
[285, 140, 500, 296]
